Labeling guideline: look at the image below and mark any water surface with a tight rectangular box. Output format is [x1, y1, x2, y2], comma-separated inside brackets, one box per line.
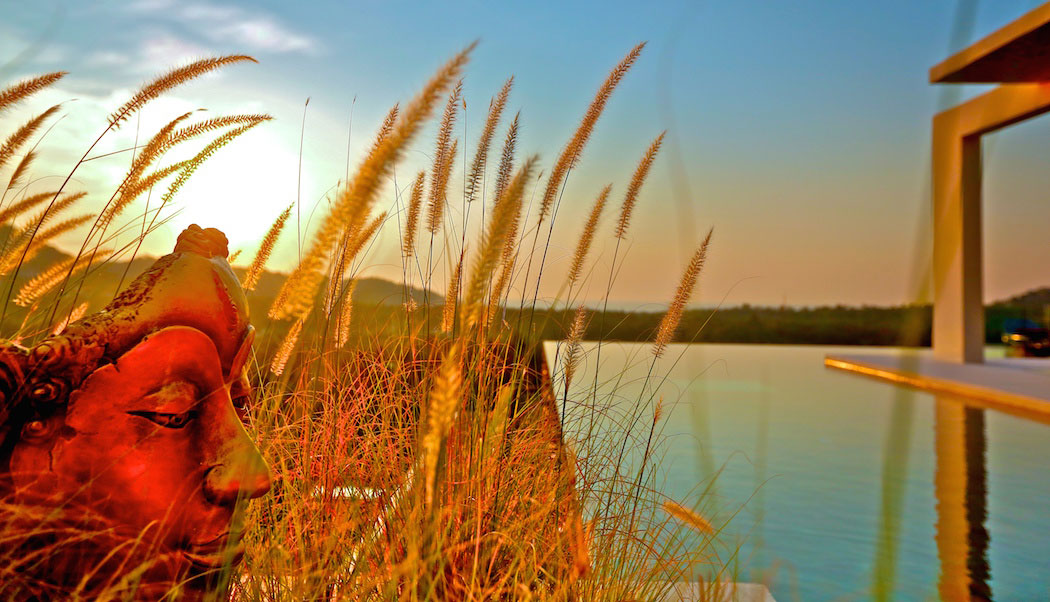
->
[546, 342, 1050, 601]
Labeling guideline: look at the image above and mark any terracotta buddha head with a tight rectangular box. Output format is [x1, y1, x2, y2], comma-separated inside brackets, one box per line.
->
[0, 225, 272, 599]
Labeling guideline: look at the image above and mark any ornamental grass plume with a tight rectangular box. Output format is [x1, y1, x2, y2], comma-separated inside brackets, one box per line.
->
[107, 56, 256, 128]
[662, 499, 715, 535]
[243, 204, 293, 291]
[268, 42, 475, 320]
[463, 156, 537, 325]
[0, 191, 68, 226]
[465, 77, 513, 204]
[51, 301, 88, 336]
[270, 318, 304, 376]
[615, 132, 665, 239]
[0, 71, 66, 115]
[325, 211, 385, 315]
[401, 171, 426, 258]
[420, 342, 463, 508]
[567, 184, 611, 286]
[426, 82, 463, 235]
[441, 252, 463, 333]
[653, 229, 713, 358]
[0, 103, 62, 172]
[369, 104, 400, 155]
[536, 42, 645, 227]
[14, 250, 112, 307]
[493, 112, 518, 203]
[335, 279, 357, 348]
[563, 305, 589, 391]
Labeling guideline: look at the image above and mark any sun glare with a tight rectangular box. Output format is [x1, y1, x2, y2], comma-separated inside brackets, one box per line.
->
[167, 128, 310, 263]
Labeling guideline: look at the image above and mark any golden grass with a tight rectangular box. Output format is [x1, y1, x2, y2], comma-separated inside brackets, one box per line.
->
[107, 56, 256, 128]
[0, 71, 66, 115]
[653, 229, 712, 358]
[537, 42, 645, 227]
[0, 44, 732, 601]
[426, 82, 463, 235]
[662, 500, 714, 535]
[244, 204, 293, 291]
[268, 42, 475, 320]
[441, 253, 463, 333]
[567, 184, 611, 287]
[402, 171, 426, 258]
[0, 103, 62, 172]
[493, 112, 519, 203]
[465, 77, 513, 205]
[615, 132, 665, 240]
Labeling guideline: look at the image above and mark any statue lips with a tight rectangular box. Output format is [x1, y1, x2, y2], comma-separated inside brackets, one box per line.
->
[183, 531, 245, 570]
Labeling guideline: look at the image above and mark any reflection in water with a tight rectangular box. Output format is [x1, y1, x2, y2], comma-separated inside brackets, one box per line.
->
[871, 395, 914, 601]
[934, 396, 991, 601]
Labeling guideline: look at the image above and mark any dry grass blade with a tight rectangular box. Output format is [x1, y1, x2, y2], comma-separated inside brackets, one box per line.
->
[160, 114, 271, 156]
[369, 104, 400, 155]
[426, 138, 457, 235]
[402, 170, 426, 258]
[270, 319, 304, 376]
[567, 184, 611, 286]
[465, 77, 513, 204]
[6, 150, 36, 191]
[421, 342, 464, 507]
[325, 211, 385, 314]
[118, 111, 195, 190]
[426, 82, 463, 233]
[662, 500, 714, 535]
[243, 204, 293, 291]
[4, 213, 93, 273]
[493, 112, 519, 203]
[51, 301, 88, 336]
[652, 228, 712, 358]
[108, 56, 256, 128]
[127, 121, 262, 228]
[537, 42, 645, 226]
[268, 42, 475, 320]
[15, 251, 112, 307]
[0, 72, 66, 115]
[335, 279, 357, 348]
[0, 104, 62, 172]
[463, 155, 537, 324]
[108, 160, 189, 223]
[441, 252, 464, 333]
[563, 305, 589, 389]
[0, 190, 62, 226]
[615, 132, 665, 239]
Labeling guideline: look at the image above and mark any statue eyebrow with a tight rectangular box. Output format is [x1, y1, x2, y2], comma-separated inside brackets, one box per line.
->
[135, 381, 201, 411]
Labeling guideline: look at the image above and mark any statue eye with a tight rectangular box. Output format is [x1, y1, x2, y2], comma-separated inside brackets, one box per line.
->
[128, 410, 198, 429]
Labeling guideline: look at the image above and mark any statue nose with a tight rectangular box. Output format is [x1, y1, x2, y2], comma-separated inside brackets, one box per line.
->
[203, 433, 272, 507]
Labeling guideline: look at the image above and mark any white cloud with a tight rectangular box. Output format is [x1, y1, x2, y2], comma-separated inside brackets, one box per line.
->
[85, 50, 132, 68]
[127, 1, 318, 55]
[139, 31, 213, 68]
[205, 17, 316, 54]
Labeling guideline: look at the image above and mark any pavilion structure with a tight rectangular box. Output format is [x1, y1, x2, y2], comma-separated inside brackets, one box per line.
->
[930, 1, 1050, 364]
[826, 3, 1050, 418]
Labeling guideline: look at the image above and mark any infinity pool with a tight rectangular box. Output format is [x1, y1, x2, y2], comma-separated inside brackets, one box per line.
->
[547, 342, 1050, 601]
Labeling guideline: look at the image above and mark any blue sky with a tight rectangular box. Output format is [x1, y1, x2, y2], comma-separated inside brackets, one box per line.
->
[3, 0, 1049, 307]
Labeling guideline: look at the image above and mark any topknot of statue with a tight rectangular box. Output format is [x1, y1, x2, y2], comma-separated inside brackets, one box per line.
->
[173, 224, 229, 259]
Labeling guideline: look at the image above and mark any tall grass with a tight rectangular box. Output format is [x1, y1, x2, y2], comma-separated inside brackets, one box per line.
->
[0, 44, 730, 600]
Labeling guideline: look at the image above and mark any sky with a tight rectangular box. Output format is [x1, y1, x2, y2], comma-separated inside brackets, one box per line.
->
[2, 0, 1050, 309]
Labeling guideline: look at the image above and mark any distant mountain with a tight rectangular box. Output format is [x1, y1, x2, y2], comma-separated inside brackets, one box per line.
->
[994, 287, 1050, 310]
[0, 242, 436, 333]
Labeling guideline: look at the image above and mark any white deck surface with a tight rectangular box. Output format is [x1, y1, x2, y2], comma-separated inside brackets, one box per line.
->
[825, 350, 1050, 420]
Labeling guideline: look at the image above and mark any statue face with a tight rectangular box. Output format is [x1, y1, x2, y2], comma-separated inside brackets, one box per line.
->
[7, 325, 271, 596]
